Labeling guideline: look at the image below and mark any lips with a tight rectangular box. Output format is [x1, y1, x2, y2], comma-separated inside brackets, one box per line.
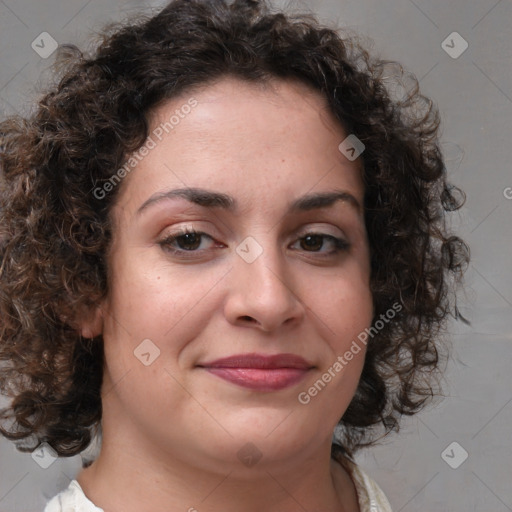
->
[200, 353, 313, 370]
[198, 353, 314, 391]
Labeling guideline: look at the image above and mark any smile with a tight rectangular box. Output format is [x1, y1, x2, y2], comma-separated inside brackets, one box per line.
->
[197, 353, 314, 391]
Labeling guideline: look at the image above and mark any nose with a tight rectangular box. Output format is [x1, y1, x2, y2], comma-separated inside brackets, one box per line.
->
[223, 238, 305, 332]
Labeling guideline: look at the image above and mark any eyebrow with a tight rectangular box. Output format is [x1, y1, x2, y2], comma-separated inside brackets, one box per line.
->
[136, 187, 361, 216]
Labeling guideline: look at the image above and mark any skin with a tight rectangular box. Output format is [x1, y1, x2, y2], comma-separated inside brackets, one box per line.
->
[77, 76, 373, 512]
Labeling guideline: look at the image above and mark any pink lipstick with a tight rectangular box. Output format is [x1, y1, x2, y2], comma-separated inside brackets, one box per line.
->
[198, 353, 313, 391]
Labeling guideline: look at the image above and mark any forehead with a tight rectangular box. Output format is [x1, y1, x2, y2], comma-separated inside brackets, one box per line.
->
[112, 76, 364, 222]
[149, 76, 345, 148]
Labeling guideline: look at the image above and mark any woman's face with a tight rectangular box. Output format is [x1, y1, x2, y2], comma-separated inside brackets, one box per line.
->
[89, 77, 373, 473]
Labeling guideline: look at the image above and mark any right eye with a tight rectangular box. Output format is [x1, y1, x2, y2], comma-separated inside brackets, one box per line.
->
[159, 228, 218, 255]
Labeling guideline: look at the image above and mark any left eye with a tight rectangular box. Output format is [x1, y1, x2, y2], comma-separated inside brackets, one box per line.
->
[292, 233, 350, 254]
[159, 229, 350, 257]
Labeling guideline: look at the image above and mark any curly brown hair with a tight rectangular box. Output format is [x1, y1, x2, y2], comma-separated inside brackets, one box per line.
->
[0, 0, 469, 461]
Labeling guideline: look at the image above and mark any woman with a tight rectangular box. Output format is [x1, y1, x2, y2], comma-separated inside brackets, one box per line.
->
[0, 0, 470, 511]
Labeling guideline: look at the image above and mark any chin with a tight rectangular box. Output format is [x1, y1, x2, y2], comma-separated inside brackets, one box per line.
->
[205, 421, 323, 468]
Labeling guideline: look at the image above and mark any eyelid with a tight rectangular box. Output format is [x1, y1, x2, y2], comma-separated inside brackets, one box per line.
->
[160, 222, 218, 238]
[293, 223, 346, 237]
[288, 223, 349, 249]
[158, 224, 351, 260]
[160, 222, 347, 244]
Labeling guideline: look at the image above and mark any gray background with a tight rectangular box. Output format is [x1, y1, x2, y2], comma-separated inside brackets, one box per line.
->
[0, 0, 511, 511]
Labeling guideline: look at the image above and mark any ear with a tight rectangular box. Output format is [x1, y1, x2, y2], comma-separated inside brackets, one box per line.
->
[61, 301, 104, 339]
[78, 303, 104, 339]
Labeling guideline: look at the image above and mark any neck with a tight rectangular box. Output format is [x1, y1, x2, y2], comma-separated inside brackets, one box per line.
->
[76, 424, 359, 512]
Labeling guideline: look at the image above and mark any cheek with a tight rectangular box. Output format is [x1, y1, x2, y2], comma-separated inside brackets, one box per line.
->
[307, 270, 373, 350]
[104, 254, 226, 356]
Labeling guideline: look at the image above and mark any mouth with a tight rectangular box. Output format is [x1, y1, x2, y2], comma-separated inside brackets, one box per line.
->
[197, 353, 314, 391]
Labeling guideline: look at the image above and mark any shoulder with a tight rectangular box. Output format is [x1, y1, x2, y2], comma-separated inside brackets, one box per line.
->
[337, 456, 394, 512]
[44, 480, 104, 512]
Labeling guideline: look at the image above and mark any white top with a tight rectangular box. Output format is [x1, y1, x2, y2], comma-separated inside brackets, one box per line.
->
[44, 460, 393, 512]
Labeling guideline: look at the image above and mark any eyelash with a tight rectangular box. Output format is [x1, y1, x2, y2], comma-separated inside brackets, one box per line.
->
[158, 228, 350, 259]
